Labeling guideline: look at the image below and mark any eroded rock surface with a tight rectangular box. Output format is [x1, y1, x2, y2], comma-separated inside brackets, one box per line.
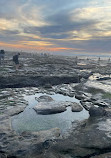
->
[43, 115, 111, 158]
[0, 55, 92, 88]
[35, 95, 54, 102]
[71, 102, 83, 112]
[34, 101, 67, 114]
[89, 106, 106, 117]
[1, 54, 111, 158]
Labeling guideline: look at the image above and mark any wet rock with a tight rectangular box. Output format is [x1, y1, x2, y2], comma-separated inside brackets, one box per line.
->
[97, 76, 111, 81]
[75, 94, 85, 100]
[1, 56, 111, 158]
[54, 86, 75, 97]
[75, 91, 93, 102]
[0, 153, 7, 158]
[4, 105, 27, 116]
[89, 107, 106, 117]
[0, 94, 12, 99]
[0, 118, 11, 131]
[43, 84, 52, 89]
[0, 127, 61, 158]
[0, 75, 88, 89]
[90, 152, 111, 158]
[104, 108, 111, 117]
[31, 128, 61, 141]
[93, 100, 109, 107]
[35, 95, 54, 102]
[33, 101, 67, 115]
[91, 93, 103, 100]
[67, 93, 74, 97]
[0, 55, 92, 89]
[46, 116, 111, 158]
[71, 102, 83, 112]
[81, 101, 94, 111]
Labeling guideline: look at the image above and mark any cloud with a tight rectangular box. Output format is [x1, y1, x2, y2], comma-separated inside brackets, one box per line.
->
[0, 0, 111, 54]
[1, 30, 20, 35]
[23, 9, 97, 41]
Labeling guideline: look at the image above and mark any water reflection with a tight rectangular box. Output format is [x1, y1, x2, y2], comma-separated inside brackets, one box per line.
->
[12, 93, 89, 133]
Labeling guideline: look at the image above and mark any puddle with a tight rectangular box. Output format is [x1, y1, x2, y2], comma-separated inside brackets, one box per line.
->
[12, 93, 89, 133]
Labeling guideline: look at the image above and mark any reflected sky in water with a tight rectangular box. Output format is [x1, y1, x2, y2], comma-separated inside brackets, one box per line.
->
[12, 93, 89, 133]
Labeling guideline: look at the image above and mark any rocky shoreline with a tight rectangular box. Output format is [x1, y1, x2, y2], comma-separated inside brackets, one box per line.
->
[0, 54, 111, 158]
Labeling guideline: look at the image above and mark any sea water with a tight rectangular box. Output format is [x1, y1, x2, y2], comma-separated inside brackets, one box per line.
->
[12, 93, 89, 133]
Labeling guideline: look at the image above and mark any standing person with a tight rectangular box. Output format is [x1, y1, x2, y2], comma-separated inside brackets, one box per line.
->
[0, 51, 2, 65]
[13, 53, 20, 70]
[0, 49, 5, 65]
[75, 56, 78, 65]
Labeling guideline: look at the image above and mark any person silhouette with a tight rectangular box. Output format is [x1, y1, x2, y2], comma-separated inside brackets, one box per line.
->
[0, 50, 5, 65]
[13, 53, 20, 70]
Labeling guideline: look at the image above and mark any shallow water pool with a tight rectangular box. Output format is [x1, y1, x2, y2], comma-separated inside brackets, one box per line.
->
[12, 93, 89, 133]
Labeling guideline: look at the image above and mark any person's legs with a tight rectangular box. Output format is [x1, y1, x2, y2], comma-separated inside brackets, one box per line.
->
[2, 56, 4, 65]
[0, 54, 3, 65]
[15, 64, 20, 70]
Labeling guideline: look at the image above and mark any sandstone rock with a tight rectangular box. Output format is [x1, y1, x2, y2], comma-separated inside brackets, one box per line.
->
[5, 105, 27, 116]
[71, 102, 83, 112]
[35, 95, 54, 102]
[31, 128, 61, 141]
[33, 101, 67, 115]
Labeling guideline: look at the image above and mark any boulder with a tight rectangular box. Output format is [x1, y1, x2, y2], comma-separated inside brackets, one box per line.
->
[33, 101, 67, 115]
[35, 95, 54, 102]
[89, 106, 106, 117]
[71, 103, 83, 112]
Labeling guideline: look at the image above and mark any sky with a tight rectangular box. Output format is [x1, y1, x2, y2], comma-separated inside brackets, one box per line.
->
[0, 0, 111, 56]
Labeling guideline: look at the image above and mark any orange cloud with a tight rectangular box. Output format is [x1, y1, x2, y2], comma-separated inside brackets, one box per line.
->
[0, 41, 83, 52]
[49, 47, 83, 51]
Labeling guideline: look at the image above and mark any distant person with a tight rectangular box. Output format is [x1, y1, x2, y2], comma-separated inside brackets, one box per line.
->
[75, 56, 78, 65]
[13, 53, 20, 70]
[108, 58, 110, 62]
[0, 49, 5, 65]
[87, 58, 89, 60]
[98, 57, 100, 64]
